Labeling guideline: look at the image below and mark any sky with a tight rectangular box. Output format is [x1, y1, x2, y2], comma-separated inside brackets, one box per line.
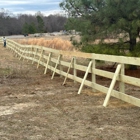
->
[0, 0, 64, 16]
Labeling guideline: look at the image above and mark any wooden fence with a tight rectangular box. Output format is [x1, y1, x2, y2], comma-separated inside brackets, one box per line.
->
[1, 39, 140, 107]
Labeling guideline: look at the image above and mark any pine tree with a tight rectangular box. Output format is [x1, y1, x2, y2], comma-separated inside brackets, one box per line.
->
[60, 0, 140, 51]
[36, 15, 45, 33]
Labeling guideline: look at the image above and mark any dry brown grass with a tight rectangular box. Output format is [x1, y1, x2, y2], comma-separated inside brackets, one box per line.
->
[14, 37, 74, 51]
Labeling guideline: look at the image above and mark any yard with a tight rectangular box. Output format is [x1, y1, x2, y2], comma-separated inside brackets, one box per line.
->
[0, 38, 140, 140]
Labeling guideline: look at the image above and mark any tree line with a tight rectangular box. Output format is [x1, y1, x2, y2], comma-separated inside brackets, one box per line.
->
[0, 10, 67, 36]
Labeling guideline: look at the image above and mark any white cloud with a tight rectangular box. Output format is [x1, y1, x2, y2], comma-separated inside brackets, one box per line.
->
[0, 0, 63, 16]
[0, 0, 30, 5]
[13, 9, 64, 16]
[0, 0, 60, 5]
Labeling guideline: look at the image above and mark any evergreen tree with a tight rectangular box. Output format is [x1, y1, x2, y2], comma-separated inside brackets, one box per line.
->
[22, 22, 29, 35]
[22, 22, 37, 35]
[103, 0, 140, 51]
[36, 15, 45, 33]
[28, 23, 37, 34]
[60, 0, 140, 51]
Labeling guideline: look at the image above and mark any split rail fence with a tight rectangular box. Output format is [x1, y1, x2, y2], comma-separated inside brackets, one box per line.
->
[1, 39, 140, 107]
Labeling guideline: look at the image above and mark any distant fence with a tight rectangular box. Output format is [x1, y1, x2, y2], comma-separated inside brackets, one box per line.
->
[1, 39, 140, 107]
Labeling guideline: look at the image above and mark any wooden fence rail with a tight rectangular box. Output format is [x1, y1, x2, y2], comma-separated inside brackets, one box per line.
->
[1, 39, 140, 107]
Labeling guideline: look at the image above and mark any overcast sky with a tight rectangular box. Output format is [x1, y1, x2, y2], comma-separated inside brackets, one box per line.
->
[0, 0, 64, 16]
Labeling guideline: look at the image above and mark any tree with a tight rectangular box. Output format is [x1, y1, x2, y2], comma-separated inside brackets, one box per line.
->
[36, 15, 45, 33]
[22, 22, 37, 34]
[45, 14, 67, 32]
[101, 0, 140, 51]
[60, 0, 140, 51]
[22, 22, 29, 34]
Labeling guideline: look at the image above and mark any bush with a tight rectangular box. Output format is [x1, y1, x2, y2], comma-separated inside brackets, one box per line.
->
[81, 43, 128, 56]
[127, 42, 140, 57]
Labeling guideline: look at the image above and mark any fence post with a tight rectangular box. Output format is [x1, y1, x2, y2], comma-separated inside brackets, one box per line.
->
[23, 48, 27, 61]
[32, 47, 38, 64]
[59, 56, 63, 78]
[119, 63, 125, 94]
[63, 57, 74, 85]
[31, 46, 34, 62]
[51, 54, 62, 79]
[17, 44, 20, 58]
[37, 47, 43, 68]
[92, 59, 96, 92]
[27, 46, 32, 62]
[44, 52, 52, 74]
[73, 57, 77, 83]
[14, 44, 16, 56]
[19, 48, 24, 60]
[27, 47, 30, 62]
[15, 44, 18, 57]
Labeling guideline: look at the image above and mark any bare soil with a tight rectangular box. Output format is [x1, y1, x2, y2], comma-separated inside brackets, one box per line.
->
[0, 45, 140, 140]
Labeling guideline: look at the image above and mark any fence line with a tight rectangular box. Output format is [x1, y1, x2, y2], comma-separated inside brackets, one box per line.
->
[1, 39, 140, 107]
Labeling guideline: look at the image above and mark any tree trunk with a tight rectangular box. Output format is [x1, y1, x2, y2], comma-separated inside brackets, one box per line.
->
[129, 33, 136, 51]
[129, 33, 137, 70]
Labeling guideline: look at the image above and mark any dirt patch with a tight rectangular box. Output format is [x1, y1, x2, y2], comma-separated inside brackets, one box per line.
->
[0, 46, 140, 140]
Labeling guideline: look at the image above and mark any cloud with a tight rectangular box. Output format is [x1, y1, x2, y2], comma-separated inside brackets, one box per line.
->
[0, 0, 30, 5]
[0, 0, 60, 4]
[0, 0, 63, 16]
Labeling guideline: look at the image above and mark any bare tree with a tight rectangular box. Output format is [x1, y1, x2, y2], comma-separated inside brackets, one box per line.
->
[0, 10, 67, 36]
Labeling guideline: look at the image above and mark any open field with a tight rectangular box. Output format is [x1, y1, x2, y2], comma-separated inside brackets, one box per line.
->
[10, 34, 77, 50]
[0, 36, 140, 140]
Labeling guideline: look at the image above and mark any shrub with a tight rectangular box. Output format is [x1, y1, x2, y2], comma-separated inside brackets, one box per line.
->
[81, 43, 122, 55]
[14, 38, 74, 51]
